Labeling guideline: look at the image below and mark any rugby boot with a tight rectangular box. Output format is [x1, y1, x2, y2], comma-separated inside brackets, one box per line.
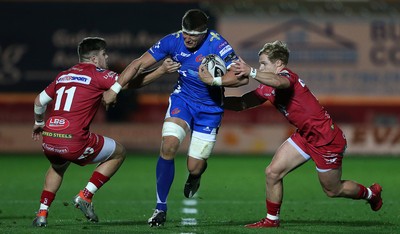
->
[368, 183, 383, 211]
[184, 174, 201, 198]
[245, 218, 280, 228]
[148, 209, 166, 227]
[32, 209, 48, 227]
[73, 191, 99, 222]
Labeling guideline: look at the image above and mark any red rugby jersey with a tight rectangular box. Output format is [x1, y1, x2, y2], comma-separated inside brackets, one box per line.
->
[42, 63, 118, 145]
[254, 68, 340, 146]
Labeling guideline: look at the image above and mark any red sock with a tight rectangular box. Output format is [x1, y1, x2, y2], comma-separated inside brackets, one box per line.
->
[89, 171, 110, 188]
[355, 184, 368, 199]
[82, 188, 94, 200]
[40, 190, 56, 207]
[82, 171, 110, 199]
[266, 199, 281, 217]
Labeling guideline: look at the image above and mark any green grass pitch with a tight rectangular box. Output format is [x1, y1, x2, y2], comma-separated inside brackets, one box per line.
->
[0, 153, 399, 233]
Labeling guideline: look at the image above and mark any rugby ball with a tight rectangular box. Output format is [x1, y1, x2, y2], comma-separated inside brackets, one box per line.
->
[201, 54, 226, 78]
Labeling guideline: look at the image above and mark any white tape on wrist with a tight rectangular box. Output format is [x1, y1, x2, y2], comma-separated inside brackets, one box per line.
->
[249, 67, 257, 79]
[35, 120, 45, 126]
[211, 77, 222, 86]
[110, 82, 122, 93]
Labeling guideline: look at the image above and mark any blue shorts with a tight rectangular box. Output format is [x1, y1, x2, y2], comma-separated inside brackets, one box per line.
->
[166, 94, 223, 135]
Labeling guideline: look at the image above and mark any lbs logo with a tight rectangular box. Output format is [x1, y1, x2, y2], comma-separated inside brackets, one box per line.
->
[46, 116, 70, 130]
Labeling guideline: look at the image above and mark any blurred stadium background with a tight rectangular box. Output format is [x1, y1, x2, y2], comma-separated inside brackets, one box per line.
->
[1, 0, 399, 156]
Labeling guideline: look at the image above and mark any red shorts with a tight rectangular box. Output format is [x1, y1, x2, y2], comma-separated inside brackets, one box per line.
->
[289, 130, 347, 171]
[42, 133, 105, 166]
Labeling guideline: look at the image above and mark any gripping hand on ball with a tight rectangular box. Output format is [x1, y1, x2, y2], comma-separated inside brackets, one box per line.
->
[198, 64, 214, 85]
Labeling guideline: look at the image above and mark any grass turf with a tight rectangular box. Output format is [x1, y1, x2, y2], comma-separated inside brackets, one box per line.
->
[0, 153, 399, 233]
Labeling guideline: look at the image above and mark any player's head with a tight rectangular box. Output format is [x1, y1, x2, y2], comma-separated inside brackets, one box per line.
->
[258, 40, 289, 73]
[181, 9, 209, 49]
[78, 37, 109, 69]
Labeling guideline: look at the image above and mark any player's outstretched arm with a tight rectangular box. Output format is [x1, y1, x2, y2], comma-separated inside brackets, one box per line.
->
[233, 58, 289, 89]
[224, 91, 265, 111]
[127, 58, 181, 89]
[103, 52, 157, 110]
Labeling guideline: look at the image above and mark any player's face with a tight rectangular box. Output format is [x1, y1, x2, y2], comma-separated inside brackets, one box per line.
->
[258, 54, 278, 74]
[95, 49, 109, 69]
[183, 32, 206, 49]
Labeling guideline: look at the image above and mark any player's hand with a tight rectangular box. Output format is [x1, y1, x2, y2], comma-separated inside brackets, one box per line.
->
[32, 124, 44, 141]
[102, 89, 118, 111]
[232, 57, 251, 78]
[160, 58, 181, 74]
[198, 64, 214, 85]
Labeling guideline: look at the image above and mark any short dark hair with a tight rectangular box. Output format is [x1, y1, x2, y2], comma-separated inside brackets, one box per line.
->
[77, 37, 107, 61]
[182, 9, 208, 32]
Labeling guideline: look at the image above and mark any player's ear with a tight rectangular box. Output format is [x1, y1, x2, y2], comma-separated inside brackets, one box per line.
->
[90, 55, 98, 65]
[276, 59, 283, 67]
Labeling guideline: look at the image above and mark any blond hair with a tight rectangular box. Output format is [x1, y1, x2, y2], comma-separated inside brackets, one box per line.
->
[258, 40, 289, 65]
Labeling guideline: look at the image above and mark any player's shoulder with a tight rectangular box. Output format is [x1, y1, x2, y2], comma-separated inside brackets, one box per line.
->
[279, 68, 298, 79]
[75, 63, 119, 82]
[93, 67, 119, 81]
[206, 30, 226, 43]
[162, 30, 183, 41]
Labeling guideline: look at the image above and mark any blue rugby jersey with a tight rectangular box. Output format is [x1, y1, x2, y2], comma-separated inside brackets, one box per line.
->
[148, 30, 238, 106]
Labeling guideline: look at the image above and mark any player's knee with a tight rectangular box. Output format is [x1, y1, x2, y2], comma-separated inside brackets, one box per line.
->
[162, 122, 187, 143]
[111, 141, 126, 161]
[51, 162, 70, 174]
[322, 186, 341, 198]
[265, 165, 280, 181]
[160, 136, 180, 158]
[187, 157, 207, 175]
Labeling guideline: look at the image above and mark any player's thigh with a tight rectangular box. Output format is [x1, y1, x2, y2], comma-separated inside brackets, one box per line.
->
[90, 135, 117, 164]
[165, 95, 193, 128]
[269, 139, 309, 176]
[188, 131, 216, 160]
[192, 104, 223, 132]
[109, 140, 126, 160]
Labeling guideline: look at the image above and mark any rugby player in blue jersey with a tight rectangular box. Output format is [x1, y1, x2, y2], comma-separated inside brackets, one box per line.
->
[102, 9, 248, 227]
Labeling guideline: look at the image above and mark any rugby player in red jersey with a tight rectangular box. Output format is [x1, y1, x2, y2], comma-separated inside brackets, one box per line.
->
[199, 40, 383, 228]
[31, 37, 127, 227]
[31, 37, 180, 227]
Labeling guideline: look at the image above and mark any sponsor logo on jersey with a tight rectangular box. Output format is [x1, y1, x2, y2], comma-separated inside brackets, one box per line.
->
[209, 32, 221, 42]
[46, 116, 70, 130]
[103, 71, 117, 79]
[218, 41, 228, 49]
[57, 73, 91, 85]
[219, 45, 232, 57]
[324, 155, 338, 164]
[195, 54, 204, 63]
[42, 143, 69, 154]
[42, 131, 72, 139]
[224, 52, 238, 62]
[96, 67, 105, 72]
[171, 107, 181, 115]
[150, 41, 161, 53]
[77, 147, 95, 160]
[180, 52, 190, 57]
